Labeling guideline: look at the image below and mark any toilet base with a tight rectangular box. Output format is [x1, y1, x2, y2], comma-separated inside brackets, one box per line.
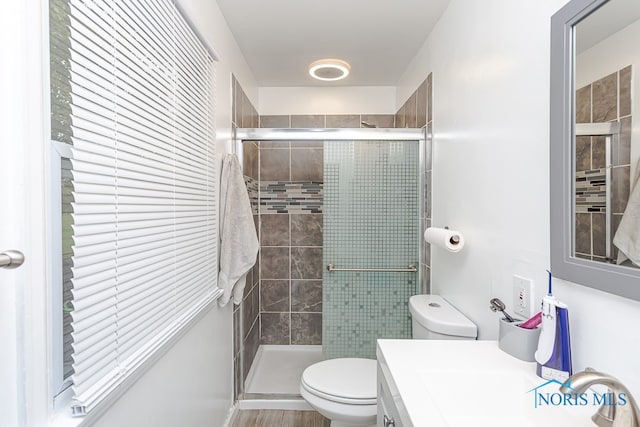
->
[300, 384, 377, 427]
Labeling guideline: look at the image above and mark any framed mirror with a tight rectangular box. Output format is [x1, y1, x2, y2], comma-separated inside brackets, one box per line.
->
[551, 0, 640, 301]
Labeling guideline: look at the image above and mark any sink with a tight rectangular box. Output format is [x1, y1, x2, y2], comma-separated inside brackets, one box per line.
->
[377, 340, 595, 426]
[418, 369, 593, 426]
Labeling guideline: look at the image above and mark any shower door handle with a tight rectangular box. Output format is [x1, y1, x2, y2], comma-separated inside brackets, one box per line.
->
[0, 250, 25, 269]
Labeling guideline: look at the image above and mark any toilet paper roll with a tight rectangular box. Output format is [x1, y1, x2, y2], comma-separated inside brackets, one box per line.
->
[424, 227, 465, 253]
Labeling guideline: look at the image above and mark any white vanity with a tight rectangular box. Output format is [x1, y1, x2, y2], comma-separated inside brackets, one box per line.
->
[376, 340, 594, 426]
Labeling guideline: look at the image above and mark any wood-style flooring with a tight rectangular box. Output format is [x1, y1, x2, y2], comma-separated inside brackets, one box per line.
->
[232, 410, 330, 427]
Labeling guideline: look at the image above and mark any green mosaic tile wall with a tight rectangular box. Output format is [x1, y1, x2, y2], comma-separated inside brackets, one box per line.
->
[322, 140, 419, 359]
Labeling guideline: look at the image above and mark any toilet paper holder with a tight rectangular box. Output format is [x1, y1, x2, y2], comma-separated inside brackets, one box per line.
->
[424, 226, 465, 253]
[443, 226, 461, 245]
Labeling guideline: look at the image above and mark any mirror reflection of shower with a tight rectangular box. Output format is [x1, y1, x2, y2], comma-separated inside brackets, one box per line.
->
[574, 122, 639, 268]
[574, 123, 619, 263]
[574, 1, 639, 268]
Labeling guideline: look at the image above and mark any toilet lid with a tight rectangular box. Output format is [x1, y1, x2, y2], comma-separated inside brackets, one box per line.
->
[301, 358, 377, 401]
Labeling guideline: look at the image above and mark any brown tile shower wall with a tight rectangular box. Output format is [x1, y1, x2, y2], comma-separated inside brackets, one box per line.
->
[260, 212, 324, 345]
[256, 114, 396, 345]
[259, 114, 396, 129]
[396, 74, 433, 294]
[259, 139, 325, 345]
[231, 76, 260, 399]
[575, 66, 632, 262]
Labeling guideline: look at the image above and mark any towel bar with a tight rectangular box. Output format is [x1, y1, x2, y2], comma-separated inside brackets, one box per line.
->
[326, 264, 417, 273]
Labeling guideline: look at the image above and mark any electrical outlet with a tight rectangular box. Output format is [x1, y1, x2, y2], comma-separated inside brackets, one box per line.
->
[513, 275, 534, 319]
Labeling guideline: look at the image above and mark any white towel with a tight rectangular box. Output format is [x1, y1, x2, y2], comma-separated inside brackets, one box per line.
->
[218, 153, 259, 306]
[613, 163, 640, 267]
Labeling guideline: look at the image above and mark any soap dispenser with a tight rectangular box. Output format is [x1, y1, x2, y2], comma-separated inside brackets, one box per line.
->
[534, 270, 572, 381]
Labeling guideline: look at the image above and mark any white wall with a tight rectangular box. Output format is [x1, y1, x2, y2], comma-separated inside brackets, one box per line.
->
[91, 307, 231, 427]
[398, 0, 640, 397]
[577, 18, 640, 182]
[178, 0, 258, 153]
[90, 1, 257, 425]
[259, 86, 396, 115]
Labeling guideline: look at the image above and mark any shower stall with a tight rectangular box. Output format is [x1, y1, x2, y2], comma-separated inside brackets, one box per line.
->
[234, 128, 424, 406]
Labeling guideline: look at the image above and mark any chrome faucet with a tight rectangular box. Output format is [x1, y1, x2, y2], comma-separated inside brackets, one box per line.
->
[560, 368, 640, 427]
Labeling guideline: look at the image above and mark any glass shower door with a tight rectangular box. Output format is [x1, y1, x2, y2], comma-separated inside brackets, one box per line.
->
[322, 140, 420, 359]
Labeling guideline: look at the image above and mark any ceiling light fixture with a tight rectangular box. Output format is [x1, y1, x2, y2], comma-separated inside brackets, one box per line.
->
[308, 58, 351, 81]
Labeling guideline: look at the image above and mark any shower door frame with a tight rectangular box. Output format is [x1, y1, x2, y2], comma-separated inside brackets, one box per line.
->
[235, 126, 426, 276]
[235, 127, 426, 290]
[234, 127, 426, 401]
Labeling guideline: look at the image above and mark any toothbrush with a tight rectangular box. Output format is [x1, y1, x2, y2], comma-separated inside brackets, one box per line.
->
[534, 269, 573, 380]
[489, 298, 516, 322]
[518, 311, 542, 329]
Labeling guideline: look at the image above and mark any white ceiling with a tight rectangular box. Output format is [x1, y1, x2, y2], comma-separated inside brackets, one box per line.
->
[576, 0, 640, 54]
[216, 0, 450, 87]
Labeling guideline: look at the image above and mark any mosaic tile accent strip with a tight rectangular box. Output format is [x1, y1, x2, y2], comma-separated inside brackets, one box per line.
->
[322, 141, 419, 359]
[260, 181, 323, 214]
[576, 169, 606, 213]
[244, 176, 259, 215]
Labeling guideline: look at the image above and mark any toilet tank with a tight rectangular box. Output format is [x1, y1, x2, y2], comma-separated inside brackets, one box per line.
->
[409, 295, 477, 340]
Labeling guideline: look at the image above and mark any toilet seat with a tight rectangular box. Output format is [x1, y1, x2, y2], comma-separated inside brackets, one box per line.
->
[301, 378, 377, 405]
[301, 358, 377, 405]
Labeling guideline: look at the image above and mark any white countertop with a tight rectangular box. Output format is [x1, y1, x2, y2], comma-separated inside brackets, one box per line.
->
[377, 340, 594, 427]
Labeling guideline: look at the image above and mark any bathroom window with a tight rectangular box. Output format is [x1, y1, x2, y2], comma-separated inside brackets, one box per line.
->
[50, 0, 75, 400]
[49, 142, 75, 402]
[49, 0, 220, 415]
[60, 157, 74, 383]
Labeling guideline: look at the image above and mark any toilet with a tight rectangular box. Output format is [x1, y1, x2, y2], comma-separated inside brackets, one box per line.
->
[299, 294, 477, 427]
[409, 294, 478, 340]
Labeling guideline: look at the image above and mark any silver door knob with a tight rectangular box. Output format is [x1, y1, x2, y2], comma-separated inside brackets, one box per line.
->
[384, 415, 396, 427]
[0, 250, 25, 269]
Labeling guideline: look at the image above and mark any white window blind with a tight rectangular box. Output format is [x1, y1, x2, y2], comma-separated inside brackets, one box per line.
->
[67, 0, 220, 415]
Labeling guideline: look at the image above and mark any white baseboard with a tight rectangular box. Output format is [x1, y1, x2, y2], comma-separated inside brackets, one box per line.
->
[237, 399, 313, 411]
[222, 403, 238, 427]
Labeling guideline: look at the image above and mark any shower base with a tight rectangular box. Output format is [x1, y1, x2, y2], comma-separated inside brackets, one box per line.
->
[240, 345, 323, 410]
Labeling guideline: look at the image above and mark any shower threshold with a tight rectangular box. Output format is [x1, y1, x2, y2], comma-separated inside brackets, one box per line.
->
[240, 345, 323, 410]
